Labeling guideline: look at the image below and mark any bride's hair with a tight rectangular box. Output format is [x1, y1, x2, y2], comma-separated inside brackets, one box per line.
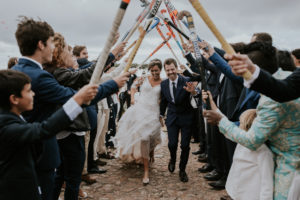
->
[148, 59, 162, 71]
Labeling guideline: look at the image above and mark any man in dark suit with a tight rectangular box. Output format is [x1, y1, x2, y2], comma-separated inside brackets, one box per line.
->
[160, 58, 200, 182]
[226, 53, 300, 102]
[12, 17, 129, 200]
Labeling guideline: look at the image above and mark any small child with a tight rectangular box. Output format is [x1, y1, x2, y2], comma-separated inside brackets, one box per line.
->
[0, 70, 98, 200]
[226, 109, 274, 200]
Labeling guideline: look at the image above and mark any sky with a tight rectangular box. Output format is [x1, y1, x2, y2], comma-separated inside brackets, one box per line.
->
[0, 0, 299, 69]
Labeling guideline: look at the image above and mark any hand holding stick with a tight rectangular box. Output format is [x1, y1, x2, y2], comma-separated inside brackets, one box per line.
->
[188, 0, 252, 80]
[90, 0, 130, 85]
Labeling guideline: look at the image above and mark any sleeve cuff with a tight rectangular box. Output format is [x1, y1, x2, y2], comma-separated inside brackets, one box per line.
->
[243, 65, 260, 88]
[63, 98, 83, 121]
[184, 51, 191, 56]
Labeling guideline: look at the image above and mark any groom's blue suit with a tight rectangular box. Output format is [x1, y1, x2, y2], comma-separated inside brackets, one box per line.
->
[160, 74, 197, 171]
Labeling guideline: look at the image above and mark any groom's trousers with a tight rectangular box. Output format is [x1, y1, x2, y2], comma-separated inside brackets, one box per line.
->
[167, 119, 192, 171]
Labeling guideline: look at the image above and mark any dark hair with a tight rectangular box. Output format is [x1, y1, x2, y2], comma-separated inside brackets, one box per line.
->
[252, 32, 273, 44]
[0, 70, 31, 110]
[277, 50, 296, 72]
[7, 57, 18, 69]
[163, 58, 177, 68]
[292, 48, 300, 59]
[73, 45, 86, 57]
[234, 41, 278, 74]
[15, 16, 54, 56]
[148, 59, 162, 70]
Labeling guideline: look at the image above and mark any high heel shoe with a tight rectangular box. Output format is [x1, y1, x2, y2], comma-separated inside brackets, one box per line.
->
[142, 178, 149, 185]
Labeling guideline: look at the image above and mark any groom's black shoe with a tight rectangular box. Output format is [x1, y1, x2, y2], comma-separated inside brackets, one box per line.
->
[168, 160, 175, 173]
[179, 171, 189, 182]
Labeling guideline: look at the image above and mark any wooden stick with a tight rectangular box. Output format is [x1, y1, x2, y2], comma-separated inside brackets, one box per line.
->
[90, 0, 131, 84]
[123, 26, 147, 72]
[189, 0, 252, 80]
[178, 10, 210, 109]
[123, 0, 163, 72]
[122, 0, 155, 42]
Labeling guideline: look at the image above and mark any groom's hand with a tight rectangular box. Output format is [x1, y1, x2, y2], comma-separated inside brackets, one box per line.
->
[183, 81, 198, 95]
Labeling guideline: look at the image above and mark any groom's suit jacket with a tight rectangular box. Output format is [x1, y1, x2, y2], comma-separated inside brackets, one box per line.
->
[160, 75, 200, 127]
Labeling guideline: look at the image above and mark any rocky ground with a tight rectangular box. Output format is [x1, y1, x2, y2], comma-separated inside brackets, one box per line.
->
[61, 133, 228, 200]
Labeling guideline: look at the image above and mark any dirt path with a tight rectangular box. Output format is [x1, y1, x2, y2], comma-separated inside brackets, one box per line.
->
[75, 133, 227, 200]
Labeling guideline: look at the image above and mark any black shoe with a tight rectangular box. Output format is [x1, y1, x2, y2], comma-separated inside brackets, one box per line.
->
[88, 167, 107, 174]
[98, 152, 115, 159]
[198, 163, 214, 173]
[197, 153, 208, 163]
[191, 139, 200, 143]
[96, 159, 107, 166]
[168, 160, 175, 173]
[179, 171, 189, 182]
[192, 149, 205, 155]
[204, 169, 222, 181]
[209, 176, 226, 190]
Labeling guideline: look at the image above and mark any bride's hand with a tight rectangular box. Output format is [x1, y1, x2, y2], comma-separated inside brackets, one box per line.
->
[130, 99, 135, 105]
[159, 116, 164, 127]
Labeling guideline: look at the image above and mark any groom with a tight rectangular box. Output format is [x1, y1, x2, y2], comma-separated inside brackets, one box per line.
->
[160, 58, 200, 182]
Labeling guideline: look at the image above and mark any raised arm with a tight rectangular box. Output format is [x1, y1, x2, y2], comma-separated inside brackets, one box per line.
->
[251, 68, 300, 102]
[226, 53, 300, 102]
[218, 97, 283, 151]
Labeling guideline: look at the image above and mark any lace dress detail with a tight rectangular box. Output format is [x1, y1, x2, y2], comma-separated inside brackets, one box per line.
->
[115, 77, 162, 163]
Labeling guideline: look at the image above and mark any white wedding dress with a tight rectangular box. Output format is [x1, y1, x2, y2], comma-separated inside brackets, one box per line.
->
[115, 77, 162, 163]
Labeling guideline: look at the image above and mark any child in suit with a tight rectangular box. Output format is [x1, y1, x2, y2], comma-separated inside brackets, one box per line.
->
[0, 70, 98, 200]
[226, 109, 274, 200]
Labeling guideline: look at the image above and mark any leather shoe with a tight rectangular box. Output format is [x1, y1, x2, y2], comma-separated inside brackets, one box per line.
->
[96, 159, 107, 166]
[191, 139, 200, 143]
[209, 176, 226, 190]
[197, 153, 208, 163]
[168, 160, 175, 173]
[179, 171, 189, 182]
[88, 167, 107, 174]
[98, 152, 115, 159]
[192, 149, 205, 155]
[198, 163, 214, 173]
[81, 174, 97, 185]
[204, 169, 222, 181]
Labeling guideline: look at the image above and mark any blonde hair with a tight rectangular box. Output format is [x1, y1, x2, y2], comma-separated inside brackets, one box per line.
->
[51, 32, 67, 67]
[239, 109, 257, 131]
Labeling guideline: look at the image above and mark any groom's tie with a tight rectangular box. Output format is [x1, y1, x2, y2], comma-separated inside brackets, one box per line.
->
[172, 82, 177, 103]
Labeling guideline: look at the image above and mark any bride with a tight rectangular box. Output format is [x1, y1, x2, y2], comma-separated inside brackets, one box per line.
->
[115, 59, 163, 185]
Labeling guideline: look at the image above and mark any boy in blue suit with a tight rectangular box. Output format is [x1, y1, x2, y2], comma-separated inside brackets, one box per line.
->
[0, 69, 98, 200]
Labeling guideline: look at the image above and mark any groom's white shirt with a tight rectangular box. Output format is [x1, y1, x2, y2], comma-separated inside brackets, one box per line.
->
[169, 76, 178, 103]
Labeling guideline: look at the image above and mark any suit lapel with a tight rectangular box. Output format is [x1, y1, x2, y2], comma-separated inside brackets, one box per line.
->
[175, 75, 184, 102]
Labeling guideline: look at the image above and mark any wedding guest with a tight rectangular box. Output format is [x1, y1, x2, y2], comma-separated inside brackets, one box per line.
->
[291, 48, 300, 67]
[203, 65, 300, 199]
[12, 17, 129, 200]
[226, 109, 274, 200]
[7, 57, 18, 69]
[226, 53, 300, 102]
[0, 69, 98, 200]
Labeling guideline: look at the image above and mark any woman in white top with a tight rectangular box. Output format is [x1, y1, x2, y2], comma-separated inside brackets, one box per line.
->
[115, 59, 163, 185]
[226, 109, 274, 200]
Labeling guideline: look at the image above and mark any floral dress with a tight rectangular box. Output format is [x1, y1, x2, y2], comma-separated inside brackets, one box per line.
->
[218, 69, 300, 200]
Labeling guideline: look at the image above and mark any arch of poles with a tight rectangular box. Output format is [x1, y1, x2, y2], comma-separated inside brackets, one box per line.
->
[89, 0, 252, 110]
